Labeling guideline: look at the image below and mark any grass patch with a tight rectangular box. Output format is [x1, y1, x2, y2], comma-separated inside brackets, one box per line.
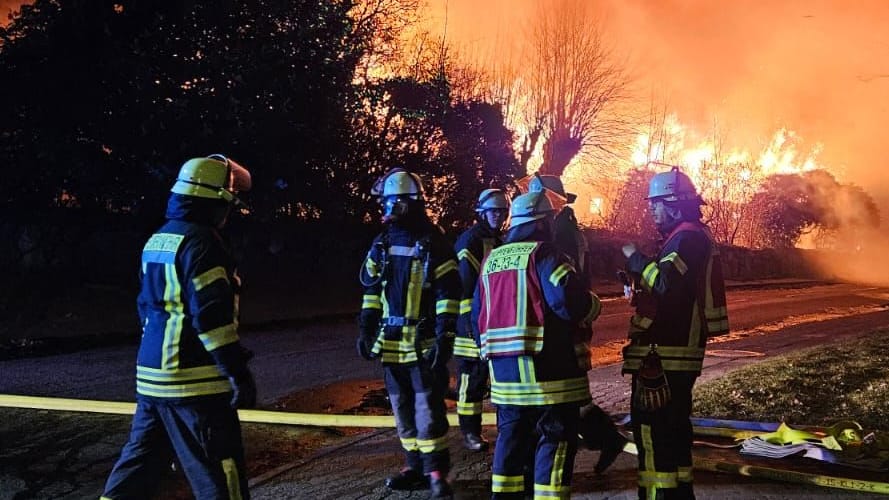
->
[694, 329, 889, 430]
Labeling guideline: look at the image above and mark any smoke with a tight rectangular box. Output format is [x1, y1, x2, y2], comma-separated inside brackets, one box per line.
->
[428, 0, 889, 213]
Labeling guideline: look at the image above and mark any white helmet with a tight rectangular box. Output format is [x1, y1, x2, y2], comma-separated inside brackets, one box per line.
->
[509, 191, 555, 229]
[647, 166, 702, 203]
[476, 189, 510, 212]
[171, 154, 252, 206]
[371, 168, 424, 199]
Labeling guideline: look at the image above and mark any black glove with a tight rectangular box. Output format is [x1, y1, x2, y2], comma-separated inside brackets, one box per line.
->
[230, 370, 257, 409]
[425, 334, 454, 369]
[208, 343, 255, 408]
[357, 313, 379, 360]
[356, 335, 375, 360]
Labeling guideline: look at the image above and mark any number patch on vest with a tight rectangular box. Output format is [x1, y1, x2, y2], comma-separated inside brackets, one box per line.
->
[483, 242, 536, 274]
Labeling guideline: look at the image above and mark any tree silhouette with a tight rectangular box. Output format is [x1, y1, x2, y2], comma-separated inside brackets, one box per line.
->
[529, 0, 634, 176]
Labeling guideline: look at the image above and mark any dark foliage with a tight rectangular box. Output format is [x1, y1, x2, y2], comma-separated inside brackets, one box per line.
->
[0, 0, 521, 326]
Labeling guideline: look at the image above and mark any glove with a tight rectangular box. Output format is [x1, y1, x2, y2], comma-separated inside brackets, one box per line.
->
[230, 370, 257, 409]
[425, 334, 454, 369]
[356, 335, 375, 360]
[357, 313, 379, 360]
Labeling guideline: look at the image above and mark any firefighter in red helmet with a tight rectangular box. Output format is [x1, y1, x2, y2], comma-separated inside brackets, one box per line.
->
[621, 166, 729, 499]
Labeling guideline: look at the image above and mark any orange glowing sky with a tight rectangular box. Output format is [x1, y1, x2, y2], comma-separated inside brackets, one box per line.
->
[3, 1, 888, 213]
[427, 0, 889, 212]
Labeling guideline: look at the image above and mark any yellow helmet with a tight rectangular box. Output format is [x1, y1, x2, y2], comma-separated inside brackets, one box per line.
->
[171, 154, 252, 206]
[509, 191, 555, 229]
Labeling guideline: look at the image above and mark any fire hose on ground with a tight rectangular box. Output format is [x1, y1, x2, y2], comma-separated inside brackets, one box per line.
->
[2, 394, 888, 495]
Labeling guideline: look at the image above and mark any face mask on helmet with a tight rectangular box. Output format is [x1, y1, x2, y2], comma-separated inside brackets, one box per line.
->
[381, 195, 413, 224]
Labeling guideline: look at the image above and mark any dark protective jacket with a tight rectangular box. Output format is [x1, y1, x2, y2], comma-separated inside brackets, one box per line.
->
[472, 226, 601, 406]
[553, 206, 589, 279]
[621, 221, 729, 375]
[453, 221, 501, 359]
[135, 194, 250, 399]
[360, 222, 461, 365]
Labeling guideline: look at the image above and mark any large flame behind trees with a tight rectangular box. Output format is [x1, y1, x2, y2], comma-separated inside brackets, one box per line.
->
[614, 113, 881, 249]
[0, 0, 881, 251]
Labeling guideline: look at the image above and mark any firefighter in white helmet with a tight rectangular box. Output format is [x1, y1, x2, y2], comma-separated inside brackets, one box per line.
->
[358, 168, 460, 497]
[102, 155, 255, 500]
[621, 166, 729, 499]
[453, 188, 510, 451]
[526, 173, 628, 473]
[472, 191, 602, 498]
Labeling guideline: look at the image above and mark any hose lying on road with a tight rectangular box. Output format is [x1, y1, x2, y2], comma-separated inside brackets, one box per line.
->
[6, 394, 889, 495]
[0, 394, 497, 427]
[694, 456, 889, 495]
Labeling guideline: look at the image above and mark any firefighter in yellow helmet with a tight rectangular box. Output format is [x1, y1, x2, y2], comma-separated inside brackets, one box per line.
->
[472, 191, 602, 499]
[453, 188, 510, 451]
[102, 155, 255, 500]
[621, 166, 729, 500]
[358, 168, 460, 498]
[526, 173, 628, 474]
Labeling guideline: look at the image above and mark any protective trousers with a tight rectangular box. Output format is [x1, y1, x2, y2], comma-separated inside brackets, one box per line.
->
[631, 372, 697, 500]
[456, 357, 488, 435]
[102, 394, 248, 500]
[384, 361, 451, 474]
[491, 403, 579, 499]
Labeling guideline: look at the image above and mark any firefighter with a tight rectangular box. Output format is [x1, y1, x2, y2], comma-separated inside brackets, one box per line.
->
[357, 168, 460, 498]
[621, 166, 729, 499]
[453, 188, 510, 451]
[527, 174, 627, 473]
[101, 155, 256, 500]
[472, 191, 602, 499]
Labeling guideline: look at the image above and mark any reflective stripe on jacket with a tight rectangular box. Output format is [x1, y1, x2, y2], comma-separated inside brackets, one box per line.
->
[136, 219, 240, 399]
[622, 221, 729, 375]
[360, 225, 460, 364]
[476, 242, 546, 358]
[454, 222, 500, 359]
[474, 238, 600, 406]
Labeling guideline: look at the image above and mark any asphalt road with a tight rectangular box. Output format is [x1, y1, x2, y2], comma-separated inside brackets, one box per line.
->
[3, 281, 889, 499]
[2, 282, 888, 406]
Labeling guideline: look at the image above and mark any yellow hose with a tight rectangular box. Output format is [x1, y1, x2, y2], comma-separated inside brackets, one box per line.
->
[0, 394, 497, 427]
[695, 456, 889, 495]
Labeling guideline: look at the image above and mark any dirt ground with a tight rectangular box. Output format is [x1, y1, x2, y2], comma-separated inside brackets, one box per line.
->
[0, 379, 394, 500]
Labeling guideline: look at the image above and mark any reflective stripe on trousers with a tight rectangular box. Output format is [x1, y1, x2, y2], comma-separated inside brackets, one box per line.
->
[102, 394, 248, 500]
[384, 361, 451, 474]
[631, 372, 697, 500]
[491, 403, 579, 499]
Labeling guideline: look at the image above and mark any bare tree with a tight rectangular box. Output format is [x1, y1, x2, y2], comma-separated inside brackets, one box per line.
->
[530, 0, 634, 176]
[349, 0, 422, 84]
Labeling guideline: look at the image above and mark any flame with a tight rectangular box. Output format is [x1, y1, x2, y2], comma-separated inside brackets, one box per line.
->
[630, 114, 832, 202]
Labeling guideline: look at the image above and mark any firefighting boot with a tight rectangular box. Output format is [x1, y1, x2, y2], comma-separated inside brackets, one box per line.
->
[385, 468, 429, 490]
[428, 471, 453, 498]
[578, 403, 628, 474]
[594, 427, 628, 474]
[462, 432, 489, 452]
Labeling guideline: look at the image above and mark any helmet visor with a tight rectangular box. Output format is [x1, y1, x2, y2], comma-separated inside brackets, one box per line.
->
[205, 154, 252, 209]
[227, 158, 252, 193]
